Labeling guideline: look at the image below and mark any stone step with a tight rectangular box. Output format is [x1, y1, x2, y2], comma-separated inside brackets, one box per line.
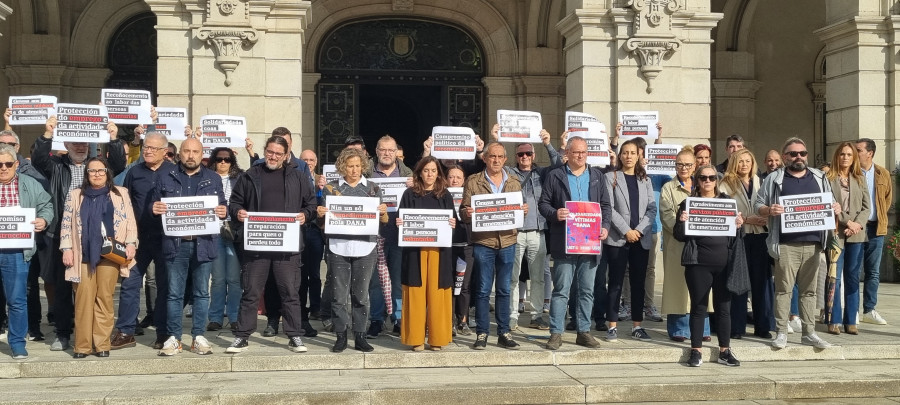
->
[2, 360, 900, 404]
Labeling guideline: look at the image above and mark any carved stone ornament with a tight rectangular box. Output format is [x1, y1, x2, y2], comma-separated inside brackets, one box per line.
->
[217, 0, 238, 16]
[625, 0, 682, 93]
[393, 0, 413, 11]
[197, 28, 258, 86]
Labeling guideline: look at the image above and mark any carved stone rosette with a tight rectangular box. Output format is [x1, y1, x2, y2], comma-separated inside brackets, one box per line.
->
[197, 27, 258, 86]
[625, 0, 682, 93]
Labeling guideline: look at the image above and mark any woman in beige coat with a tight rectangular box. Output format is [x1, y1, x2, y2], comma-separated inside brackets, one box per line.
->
[660, 147, 709, 342]
[60, 157, 137, 358]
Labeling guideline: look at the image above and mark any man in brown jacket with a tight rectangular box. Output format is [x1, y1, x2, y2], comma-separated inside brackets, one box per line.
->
[461, 141, 527, 350]
[856, 138, 893, 325]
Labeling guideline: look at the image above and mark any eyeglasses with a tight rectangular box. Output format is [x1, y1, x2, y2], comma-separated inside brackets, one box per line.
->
[785, 151, 808, 158]
[166, 152, 176, 158]
[697, 175, 717, 182]
[265, 149, 286, 159]
[0, 142, 17, 147]
[144, 145, 167, 153]
[675, 163, 694, 169]
[516, 151, 534, 158]
[214, 157, 233, 163]
[87, 168, 108, 175]
[0, 162, 15, 169]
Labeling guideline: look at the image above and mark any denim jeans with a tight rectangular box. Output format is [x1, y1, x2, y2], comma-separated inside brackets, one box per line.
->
[116, 241, 168, 337]
[666, 313, 710, 338]
[166, 241, 213, 340]
[0, 251, 29, 352]
[473, 244, 515, 336]
[209, 238, 240, 324]
[862, 224, 884, 313]
[831, 242, 864, 325]
[549, 256, 597, 334]
[369, 237, 402, 323]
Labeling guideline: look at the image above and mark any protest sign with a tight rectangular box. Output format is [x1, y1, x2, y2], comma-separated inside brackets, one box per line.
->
[160, 196, 220, 237]
[8, 95, 56, 125]
[398, 209, 453, 247]
[565, 201, 603, 255]
[448, 187, 463, 212]
[369, 177, 409, 213]
[565, 111, 610, 166]
[0, 207, 35, 249]
[453, 257, 467, 295]
[496, 110, 543, 143]
[200, 115, 247, 148]
[101, 89, 152, 125]
[322, 164, 341, 184]
[54, 104, 109, 143]
[684, 197, 739, 236]
[324, 195, 381, 236]
[152, 107, 188, 140]
[779, 192, 836, 233]
[470, 192, 524, 232]
[430, 126, 477, 160]
[619, 111, 659, 141]
[243, 212, 301, 252]
[645, 144, 680, 176]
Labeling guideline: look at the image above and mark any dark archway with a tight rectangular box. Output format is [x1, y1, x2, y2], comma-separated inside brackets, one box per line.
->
[106, 11, 157, 142]
[316, 19, 485, 164]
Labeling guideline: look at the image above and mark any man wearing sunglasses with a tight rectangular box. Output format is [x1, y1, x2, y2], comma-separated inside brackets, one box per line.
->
[755, 137, 841, 350]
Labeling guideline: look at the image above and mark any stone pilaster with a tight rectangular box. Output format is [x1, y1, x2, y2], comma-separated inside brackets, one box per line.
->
[711, 78, 761, 152]
[0, 2, 11, 36]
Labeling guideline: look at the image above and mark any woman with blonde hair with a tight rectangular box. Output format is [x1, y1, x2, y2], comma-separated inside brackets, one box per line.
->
[825, 142, 870, 335]
[718, 149, 774, 339]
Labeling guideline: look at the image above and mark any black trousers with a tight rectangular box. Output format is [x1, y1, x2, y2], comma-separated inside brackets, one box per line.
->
[685, 263, 732, 349]
[606, 243, 649, 323]
[236, 252, 302, 339]
[452, 245, 474, 322]
[49, 239, 74, 339]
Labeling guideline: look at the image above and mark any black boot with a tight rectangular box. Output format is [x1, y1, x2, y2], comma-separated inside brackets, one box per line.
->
[354, 332, 374, 352]
[332, 332, 347, 353]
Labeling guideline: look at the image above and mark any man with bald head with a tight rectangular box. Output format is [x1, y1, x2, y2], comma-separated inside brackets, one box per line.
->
[152, 137, 227, 356]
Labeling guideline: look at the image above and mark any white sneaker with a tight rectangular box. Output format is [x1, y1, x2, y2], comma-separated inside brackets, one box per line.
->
[158, 336, 182, 356]
[862, 310, 888, 325]
[190, 336, 212, 355]
[802, 333, 833, 349]
[771, 333, 787, 349]
[787, 317, 801, 334]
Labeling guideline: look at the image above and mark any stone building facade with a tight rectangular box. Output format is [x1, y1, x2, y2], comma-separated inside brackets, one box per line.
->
[0, 0, 896, 171]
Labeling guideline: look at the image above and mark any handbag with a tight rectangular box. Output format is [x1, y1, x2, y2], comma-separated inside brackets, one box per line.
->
[726, 229, 751, 295]
[99, 223, 129, 266]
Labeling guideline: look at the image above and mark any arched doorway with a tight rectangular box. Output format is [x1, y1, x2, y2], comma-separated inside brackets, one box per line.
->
[106, 11, 157, 141]
[316, 19, 484, 164]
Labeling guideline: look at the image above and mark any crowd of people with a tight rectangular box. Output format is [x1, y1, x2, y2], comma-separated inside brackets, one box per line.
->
[0, 107, 893, 368]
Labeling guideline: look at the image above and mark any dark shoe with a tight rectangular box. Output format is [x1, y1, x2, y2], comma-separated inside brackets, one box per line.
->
[302, 321, 318, 338]
[309, 310, 321, 321]
[110, 332, 136, 350]
[225, 337, 249, 353]
[546, 333, 563, 350]
[472, 333, 488, 350]
[575, 332, 600, 348]
[73, 353, 88, 359]
[47, 312, 55, 326]
[688, 350, 703, 367]
[595, 322, 609, 332]
[392, 322, 401, 336]
[262, 324, 278, 337]
[498, 332, 520, 350]
[731, 333, 743, 340]
[322, 319, 334, 332]
[366, 320, 384, 339]
[456, 323, 472, 336]
[717, 348, 740, 366]
[702, 336, 712, 342]
[229, 322, 240, 332]
[565, 320, 576, 331]
[95, 351, 110, 358]
[28, 331, 45, 341]
[50, 336, 70, 351]
[134, 325, 144, 336]
[670, 336, 687, 342]
[138, 314, 153, 329]
[332, 332, 348, 353]
[152, 336, 167, 350]
[207, 322, 222, 331]
[354, 332, 374, 352]
[753, 330, 772, 339]
[630, 327, 651, 341]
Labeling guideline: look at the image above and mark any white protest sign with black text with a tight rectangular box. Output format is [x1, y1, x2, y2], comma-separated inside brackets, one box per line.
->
[369, 177, 409, 213]
[644, 144, 680, 176]
[8, 95, 56, 125]
[54, 104, 109, 143]
[566, 111, 610, 166]
[324, 195, 381, 236]
[322, 165, 341, 184]
[619, 111, 659, 141]
[684, 197, 739, 236]
[102, 89, 152, 125]
[0, 207, 35, 249]
[200, 115, 247, 148]
[161, 196, 220, 237]
[431, 126, 477, 160]
[470, 192, 524, 232]
[497, 110, 543, 143]
[448, 187, 463, 212]
[779, 192, 836, 233]
[152, 108, 188, 140]
[398, 209, 453, 247]
[243, 212, 301, 252]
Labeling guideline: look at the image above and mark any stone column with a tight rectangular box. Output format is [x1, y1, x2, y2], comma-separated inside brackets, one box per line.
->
[557, 0, 722, 146]
[146, 0, 311, 161]
[0, 2, 11, 36]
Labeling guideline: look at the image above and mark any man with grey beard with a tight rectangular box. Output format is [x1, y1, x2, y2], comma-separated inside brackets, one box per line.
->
[33, 115, 126, 351]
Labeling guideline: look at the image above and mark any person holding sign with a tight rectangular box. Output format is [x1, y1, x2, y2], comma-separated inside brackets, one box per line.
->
[825, 142, 871, 335]
[60, 157, 137, 358]
[538, 136, 611, 350]
[226, 136, 317, 354]
[603, 140, 657, 342]
[0, 144, 53, 359]
[446, 165, 474, 335]
[673, 165, 744, 367]
[204, 147, 243, 332]
[151, 138, 227, 356]
[460, 141, 526, 350]
[316, 147, 388, 353]
[396, 156, 457, 351]
[755, 137, 840, 350]
[34, 115, 126, 353]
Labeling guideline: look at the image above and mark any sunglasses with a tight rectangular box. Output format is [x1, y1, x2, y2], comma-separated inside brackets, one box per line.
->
[785, 151, 808, 158]
[516, 151, 534, 158]
[0, 161, 15, 169]
[214, 157, 233, 163]
[697, 175, 717, 182]
[166, 152, 176, 158]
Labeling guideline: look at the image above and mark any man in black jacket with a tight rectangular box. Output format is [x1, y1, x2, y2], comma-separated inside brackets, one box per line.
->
[538, 136, 611, 350]
[225, 136, 317, 353]
[33, 115, 126, 351]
